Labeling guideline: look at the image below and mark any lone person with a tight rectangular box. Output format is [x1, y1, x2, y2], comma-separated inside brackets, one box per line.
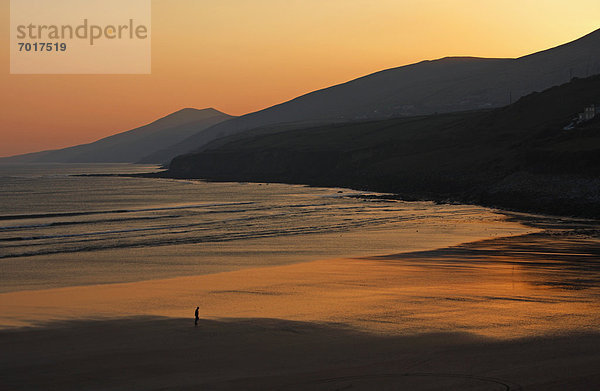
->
[194, 306, 199, 327]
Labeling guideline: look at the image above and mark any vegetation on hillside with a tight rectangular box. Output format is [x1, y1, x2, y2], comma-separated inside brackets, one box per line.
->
[168, 76, 600, 218]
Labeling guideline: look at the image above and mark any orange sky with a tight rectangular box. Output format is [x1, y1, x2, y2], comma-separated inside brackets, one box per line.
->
[1, 0, 600, 157]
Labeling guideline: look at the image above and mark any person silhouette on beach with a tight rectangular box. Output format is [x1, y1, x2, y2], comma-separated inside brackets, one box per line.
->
[194, 306, 199, 327]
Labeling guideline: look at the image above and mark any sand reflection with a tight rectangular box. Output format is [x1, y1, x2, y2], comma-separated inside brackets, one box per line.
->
[1, 228, 599, 339]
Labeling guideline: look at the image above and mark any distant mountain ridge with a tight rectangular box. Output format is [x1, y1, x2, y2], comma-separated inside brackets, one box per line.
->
[4, 28, 600, 164]
[2, 108, 232, 163]
[145, 28, 600, 163]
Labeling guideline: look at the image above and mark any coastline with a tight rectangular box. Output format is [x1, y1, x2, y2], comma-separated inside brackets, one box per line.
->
[135, 168, 600, 221]
[0, 178, 536, 294]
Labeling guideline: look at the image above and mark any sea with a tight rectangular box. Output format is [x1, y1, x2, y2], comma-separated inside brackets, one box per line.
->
[0, 163, 525, 293]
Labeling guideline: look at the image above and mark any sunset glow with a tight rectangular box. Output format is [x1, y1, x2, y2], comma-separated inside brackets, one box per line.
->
[1, 0, 599, 156]
[2, 2, 600, 387]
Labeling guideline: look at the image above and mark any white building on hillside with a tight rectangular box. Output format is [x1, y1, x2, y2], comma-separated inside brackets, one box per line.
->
[565, 104, 599, 130]
[578, 105, 599, 122]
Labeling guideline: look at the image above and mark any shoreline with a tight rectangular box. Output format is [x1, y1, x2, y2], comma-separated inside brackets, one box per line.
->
[0, 191, 537, 295]
[0, 219, 537, 296]
[115, 169, 600, 220]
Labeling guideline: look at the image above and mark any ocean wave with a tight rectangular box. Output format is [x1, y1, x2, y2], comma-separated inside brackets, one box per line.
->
[0, 215, 401, 259]
[0, 202, 256, 222]
[0, 215, 180, 232]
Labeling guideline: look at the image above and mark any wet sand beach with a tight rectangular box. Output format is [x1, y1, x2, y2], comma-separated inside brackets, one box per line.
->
[2, 224, 600, 390]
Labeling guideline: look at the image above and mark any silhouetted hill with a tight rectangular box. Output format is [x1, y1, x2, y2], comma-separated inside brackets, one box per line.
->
[150, 28, 600, 163]
[2, 108, 232, 163]
[167, 75, 600, 218]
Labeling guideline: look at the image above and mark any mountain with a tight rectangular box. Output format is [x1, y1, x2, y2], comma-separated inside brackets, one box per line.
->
[167, 75, 600, 218]
[145, 28, 600, 164]
[2, 108, 232, 164]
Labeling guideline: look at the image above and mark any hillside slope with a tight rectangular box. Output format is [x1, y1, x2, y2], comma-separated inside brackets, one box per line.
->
[149, 28, 600, 163]
[2, 108, 232, 164]
[168, 75, 600, 218]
